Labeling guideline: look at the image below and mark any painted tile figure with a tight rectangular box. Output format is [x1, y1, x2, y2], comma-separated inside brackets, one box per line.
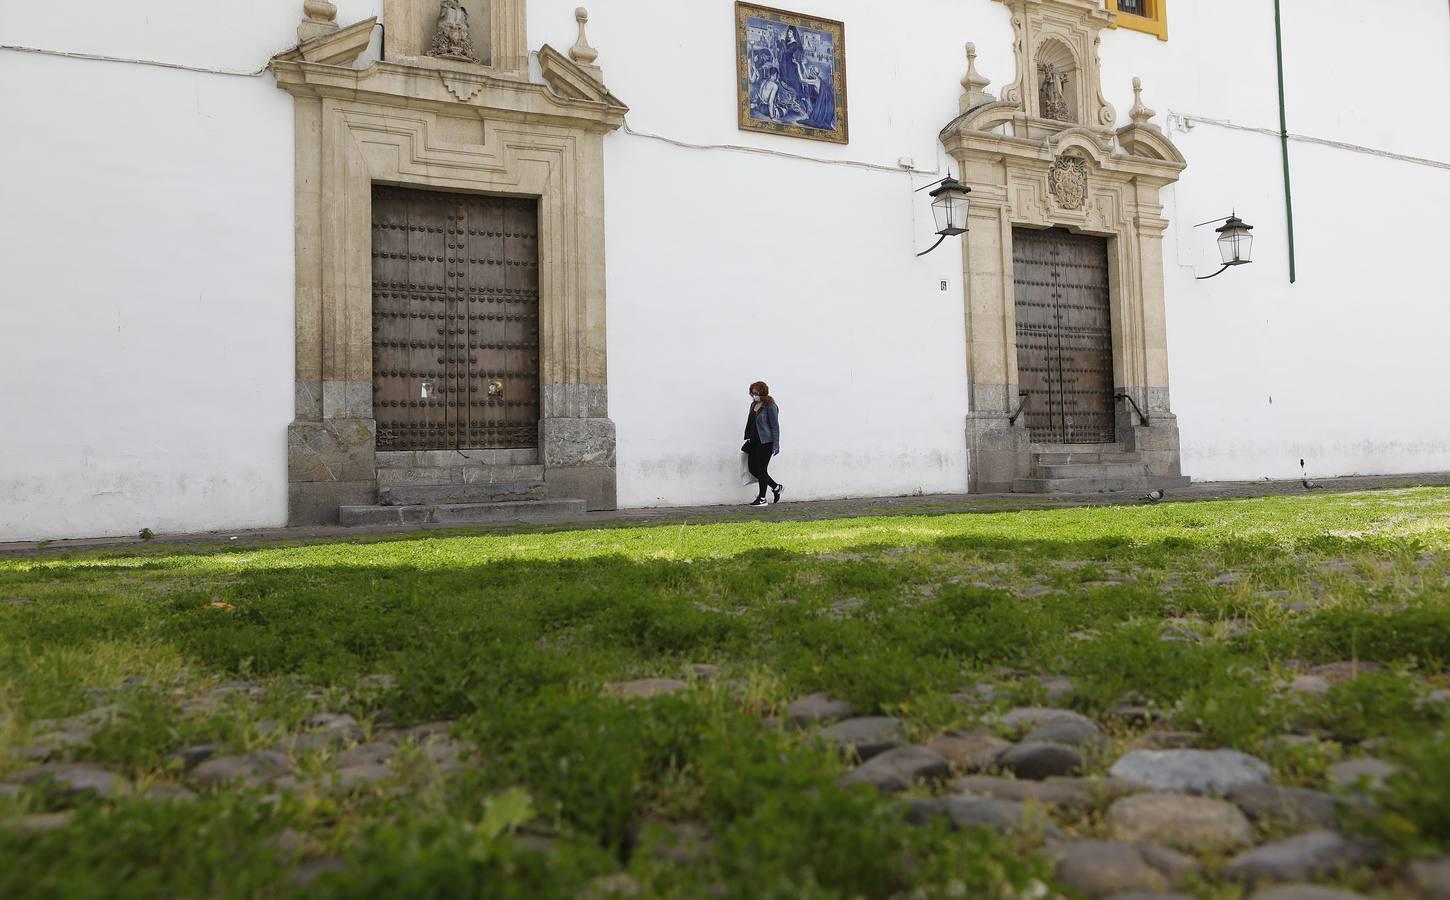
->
[736, 3, 847, 143]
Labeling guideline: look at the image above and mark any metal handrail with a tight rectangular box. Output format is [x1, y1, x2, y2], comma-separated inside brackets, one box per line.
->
[1114, 391, 1150, 426]
[1007, 392, 1031, 426]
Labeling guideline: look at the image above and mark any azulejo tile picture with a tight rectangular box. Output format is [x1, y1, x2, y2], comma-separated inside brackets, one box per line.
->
[735, 2, 848, 144]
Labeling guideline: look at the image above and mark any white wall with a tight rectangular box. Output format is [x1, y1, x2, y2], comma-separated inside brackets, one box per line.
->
[1097, 0, 1450, 481]
[529, 0, 1011, 507]
[0, 0, 376, 541]
[1, 0, 1447, 540]
[532, 0, 1450, 500]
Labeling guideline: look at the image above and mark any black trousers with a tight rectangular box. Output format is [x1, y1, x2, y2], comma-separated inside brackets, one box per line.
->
[747, 442, 779, 497]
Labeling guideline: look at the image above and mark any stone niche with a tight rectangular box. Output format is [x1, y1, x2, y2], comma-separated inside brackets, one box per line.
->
[951, 0, 1189, 491]
[273, 1, 627, 521]
[383, 0, 512, 72]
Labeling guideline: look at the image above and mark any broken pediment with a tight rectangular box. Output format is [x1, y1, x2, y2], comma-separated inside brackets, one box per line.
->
[538, 45, 625, 110]
[276, 16, 377, 68]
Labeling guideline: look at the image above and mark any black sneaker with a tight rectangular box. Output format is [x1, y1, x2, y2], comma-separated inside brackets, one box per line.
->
[748, 497, 768, 507]
[772, 484, 784, 504]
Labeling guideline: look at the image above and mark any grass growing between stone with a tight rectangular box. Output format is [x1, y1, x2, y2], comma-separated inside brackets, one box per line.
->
[1, 488, 1449, 899]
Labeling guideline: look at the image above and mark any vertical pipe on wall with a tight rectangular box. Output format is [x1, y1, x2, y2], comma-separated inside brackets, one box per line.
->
[1273, 0, 1298, 283]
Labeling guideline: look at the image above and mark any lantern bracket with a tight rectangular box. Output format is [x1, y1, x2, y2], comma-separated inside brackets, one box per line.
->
[916, 234, 948, 258]
[915, 172, 972, 256]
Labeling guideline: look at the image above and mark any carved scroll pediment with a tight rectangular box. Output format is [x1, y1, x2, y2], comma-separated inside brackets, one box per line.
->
[538, 45, 625, 110]
[277, 16, 377, 67]
[993, 0, 1114, 139]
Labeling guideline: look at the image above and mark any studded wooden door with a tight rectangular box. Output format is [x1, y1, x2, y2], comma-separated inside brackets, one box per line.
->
[371, 186, 540, 451]
[1012, 227, 1116, 444]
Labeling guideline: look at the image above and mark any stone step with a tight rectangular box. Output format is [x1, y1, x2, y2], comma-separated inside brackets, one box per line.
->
[378, 481, 544, 506]
[1013, 475, 1191, 494]
[339, 498, 586, 527]
[375, 449, 539, 468]
[375, 464, 545, 486]
[1033, 462, 1149, 479]
[1033, 451, 1142, 465]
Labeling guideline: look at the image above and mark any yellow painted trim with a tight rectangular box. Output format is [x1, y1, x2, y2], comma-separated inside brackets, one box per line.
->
[1106, 0, 1168, 41]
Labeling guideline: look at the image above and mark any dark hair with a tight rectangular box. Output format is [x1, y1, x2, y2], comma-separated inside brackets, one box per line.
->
[749, 381, 776, 406]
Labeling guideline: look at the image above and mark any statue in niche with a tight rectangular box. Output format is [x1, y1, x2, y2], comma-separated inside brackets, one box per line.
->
[1039, 63, 1070, 121]
[428, 0, 481, 63]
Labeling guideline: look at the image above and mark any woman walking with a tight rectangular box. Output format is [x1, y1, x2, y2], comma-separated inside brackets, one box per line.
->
[743, 381, 783, 507]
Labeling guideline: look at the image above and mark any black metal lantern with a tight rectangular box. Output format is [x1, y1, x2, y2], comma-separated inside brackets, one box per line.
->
[1215, 214, 1254, 266]
[1195, 211, 1255, 279]
[917, 174, 972, 257]
[930, 176, 971, 237]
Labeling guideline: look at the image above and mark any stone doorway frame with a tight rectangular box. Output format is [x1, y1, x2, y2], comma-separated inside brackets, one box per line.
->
[271, 3, 626, 522]
[947, 0, 1188, 491]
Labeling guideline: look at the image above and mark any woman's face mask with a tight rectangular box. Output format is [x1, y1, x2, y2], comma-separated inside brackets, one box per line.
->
[750, 393, 760, 401]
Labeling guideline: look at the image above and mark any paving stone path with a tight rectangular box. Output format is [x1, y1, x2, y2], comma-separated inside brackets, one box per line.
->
[3, 641, 1447, 896]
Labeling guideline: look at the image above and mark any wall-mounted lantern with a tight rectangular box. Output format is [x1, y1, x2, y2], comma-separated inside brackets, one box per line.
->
[917, 174, 972, 257]
[1196, 212, 1254, 279]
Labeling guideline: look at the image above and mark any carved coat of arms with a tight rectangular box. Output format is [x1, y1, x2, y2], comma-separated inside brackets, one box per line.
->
[428, 0, 480, 63]
[1048, 155, 1088, 210]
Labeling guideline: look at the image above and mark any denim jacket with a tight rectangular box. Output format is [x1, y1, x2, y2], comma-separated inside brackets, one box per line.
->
[745, 402, 780, 448]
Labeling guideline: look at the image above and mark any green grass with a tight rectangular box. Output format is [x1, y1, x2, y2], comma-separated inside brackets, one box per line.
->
[2, 488, 1449, 898]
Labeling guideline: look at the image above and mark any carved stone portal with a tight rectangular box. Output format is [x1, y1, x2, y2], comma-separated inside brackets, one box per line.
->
[428, 0, 480, 62]
[946, 0, 1189, 493]
[273, 6, 627, 521]
[1047, 155, 1088, 209]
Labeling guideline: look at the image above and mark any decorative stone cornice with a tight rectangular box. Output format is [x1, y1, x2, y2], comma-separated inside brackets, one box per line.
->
[284, 16, 376, 67]
[539, 45, 623, 110]
[271, 48, 626, 134]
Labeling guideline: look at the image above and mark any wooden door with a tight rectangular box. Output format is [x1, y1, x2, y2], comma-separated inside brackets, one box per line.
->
[1012, 227, 1116, 444]
[371, 186, 540, 451]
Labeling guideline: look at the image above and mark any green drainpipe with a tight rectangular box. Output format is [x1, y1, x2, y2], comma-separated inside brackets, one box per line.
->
[1274, 0, 1297, 283]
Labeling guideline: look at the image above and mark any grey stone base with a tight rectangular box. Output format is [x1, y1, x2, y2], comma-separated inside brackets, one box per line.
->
[542, 417, 616, 468]
[1122, 414, 1186, 480]
[339, 498, 586, 526]
[545, 465, 617, 511]
[287, 419, 376, 483]
[288, 480, 378, 526]
[966, 413, 1033, 493]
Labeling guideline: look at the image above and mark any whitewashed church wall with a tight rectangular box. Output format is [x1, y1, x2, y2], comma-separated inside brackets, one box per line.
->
[0, 0, 379, 542]
[529, 0, 995, 507]
[1, 0, 1447, 540]
[1096, 0, 1450, 482]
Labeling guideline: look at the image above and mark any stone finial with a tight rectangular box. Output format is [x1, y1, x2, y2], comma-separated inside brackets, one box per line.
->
[960, 42, 995, 113]
[298, 0, 339, 43]
[1129, 76, 1157, 126]
[569, 7, 599, 66]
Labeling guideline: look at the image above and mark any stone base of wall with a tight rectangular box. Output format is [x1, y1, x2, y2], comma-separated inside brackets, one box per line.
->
[966, 413, 1033, 492]
[288, 480, 378, 525]
[545, 465, 617, 511]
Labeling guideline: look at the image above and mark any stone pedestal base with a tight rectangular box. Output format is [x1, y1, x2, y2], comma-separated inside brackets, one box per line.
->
[541, 416, 617, 511]
[287, 419, 379, 524]
[966, 413, 1033, 493]
[1120, 411, 1186, 480]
